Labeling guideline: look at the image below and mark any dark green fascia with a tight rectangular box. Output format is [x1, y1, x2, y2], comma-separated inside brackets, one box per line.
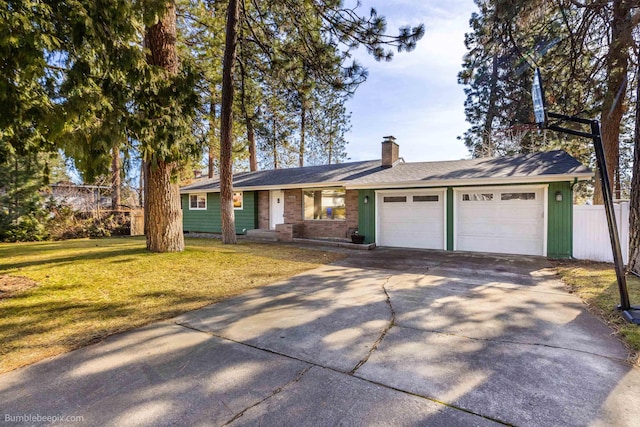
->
[446, 187, 454, 251]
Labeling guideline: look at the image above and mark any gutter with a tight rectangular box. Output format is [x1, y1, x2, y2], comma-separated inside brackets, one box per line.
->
[344, 172, 593, 190]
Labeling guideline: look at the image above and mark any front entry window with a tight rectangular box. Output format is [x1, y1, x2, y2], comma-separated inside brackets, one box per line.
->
[303, 188, 346, 220]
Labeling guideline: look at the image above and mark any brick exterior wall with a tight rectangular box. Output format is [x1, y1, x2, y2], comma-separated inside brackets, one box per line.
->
[275, 223, 294, 242]
[282, 188, 359, 239]
[283, 189, 303, 224]
[345, 189, 359, 230]
[382, 140, 399, 168]
[257, 190, 270, 229]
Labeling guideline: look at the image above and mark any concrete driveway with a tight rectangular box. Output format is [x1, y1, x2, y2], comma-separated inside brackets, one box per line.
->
[1, 247, 639, 426]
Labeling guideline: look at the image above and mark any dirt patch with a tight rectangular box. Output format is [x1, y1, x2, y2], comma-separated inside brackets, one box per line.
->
[0, 275, 38, 299]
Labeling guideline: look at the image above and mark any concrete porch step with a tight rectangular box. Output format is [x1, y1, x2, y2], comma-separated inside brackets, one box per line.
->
[245, 229, 278, 242]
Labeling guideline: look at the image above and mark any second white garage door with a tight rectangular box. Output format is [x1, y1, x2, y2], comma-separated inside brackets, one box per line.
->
[455, 187, 545, 256]
[378, 191, 445, 249]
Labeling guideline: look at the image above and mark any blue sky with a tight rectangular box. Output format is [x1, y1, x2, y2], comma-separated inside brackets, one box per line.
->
[344, 0, 477, 162]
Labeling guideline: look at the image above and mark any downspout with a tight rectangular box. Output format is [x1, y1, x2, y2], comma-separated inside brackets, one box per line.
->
[570, 177, 578, 191]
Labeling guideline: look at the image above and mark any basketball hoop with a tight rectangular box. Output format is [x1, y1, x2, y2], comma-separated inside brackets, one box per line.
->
[493, 123, 543, 152]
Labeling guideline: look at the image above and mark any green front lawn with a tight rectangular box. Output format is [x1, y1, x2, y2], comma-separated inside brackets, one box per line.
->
[556, 261, 640, 365]
[0, 237, 344, 373]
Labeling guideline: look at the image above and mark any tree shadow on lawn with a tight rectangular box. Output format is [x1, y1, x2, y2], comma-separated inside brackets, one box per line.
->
[0, 249, 639, 426]
[0, 247, 149, 272]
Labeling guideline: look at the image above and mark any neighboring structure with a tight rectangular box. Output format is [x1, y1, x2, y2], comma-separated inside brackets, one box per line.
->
[50, 182, 112, 213]
[180, 137, 592, 258]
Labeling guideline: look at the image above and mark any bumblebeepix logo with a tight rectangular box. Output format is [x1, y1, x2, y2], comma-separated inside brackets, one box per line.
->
[4, 413, 85, 424]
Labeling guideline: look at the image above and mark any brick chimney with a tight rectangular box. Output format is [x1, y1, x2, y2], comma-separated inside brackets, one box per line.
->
[381, 135, 399, 168]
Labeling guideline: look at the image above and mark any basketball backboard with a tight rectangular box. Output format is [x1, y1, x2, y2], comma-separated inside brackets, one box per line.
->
[531, 68, 547, 128]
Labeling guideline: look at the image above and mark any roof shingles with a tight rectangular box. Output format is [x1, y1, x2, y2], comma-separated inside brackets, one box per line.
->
[349, 150, 592, 185]
[180, 150, 592, 193]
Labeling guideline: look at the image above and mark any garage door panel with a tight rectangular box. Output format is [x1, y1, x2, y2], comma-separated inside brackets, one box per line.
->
[496, 223, 540, 236]
[456, 188, 544, 256]
[458, 236, 542, 255]
[379, 192, 444, 250]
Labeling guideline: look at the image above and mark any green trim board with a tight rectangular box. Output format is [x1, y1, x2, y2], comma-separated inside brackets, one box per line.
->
[182, 191, 257, 234]
[446, 187, 454, 251]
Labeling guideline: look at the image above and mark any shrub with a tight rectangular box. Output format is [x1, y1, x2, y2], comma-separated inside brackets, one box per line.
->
[1, 214, 50, 242]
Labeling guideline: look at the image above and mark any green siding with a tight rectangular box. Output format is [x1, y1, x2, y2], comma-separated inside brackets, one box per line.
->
[446, 187, 454, 251]
[182, 192, 257, 234]
[358, 189, 376, 244]
[547, 182, 573, 259]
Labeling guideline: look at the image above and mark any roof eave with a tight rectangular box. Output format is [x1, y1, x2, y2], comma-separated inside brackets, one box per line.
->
[345, 172, 593, 190]
[180, 172, 594, 194]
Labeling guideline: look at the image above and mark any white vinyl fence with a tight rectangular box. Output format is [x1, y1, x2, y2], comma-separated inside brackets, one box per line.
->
[573, 202, 629, 264]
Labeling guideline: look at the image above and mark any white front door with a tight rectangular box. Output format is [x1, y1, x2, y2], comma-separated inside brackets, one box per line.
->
[270, 190, 285, 229]
[455, 187, 545, 256]
[378, 190, 445, 249]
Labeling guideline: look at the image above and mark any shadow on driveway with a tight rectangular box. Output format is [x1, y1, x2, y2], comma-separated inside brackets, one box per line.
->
[1, 247, 639, 426]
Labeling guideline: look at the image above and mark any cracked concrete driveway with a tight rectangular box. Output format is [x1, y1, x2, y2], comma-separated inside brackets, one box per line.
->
[2, 247, 640, 426]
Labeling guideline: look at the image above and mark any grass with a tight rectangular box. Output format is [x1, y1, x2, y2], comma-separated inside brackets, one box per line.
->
[555, 260, 640, 364]
[0, 237, 344, 374]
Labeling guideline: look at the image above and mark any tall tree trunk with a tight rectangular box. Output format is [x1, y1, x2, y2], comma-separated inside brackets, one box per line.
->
[272, 119, 278, 169]
[327, 115, 333, 165]
[140, 160, 147, 235]
[628, 61, 640, 274]
[299, 104, 306, 167]
[145, 159, 183, 252]
[219, 0, 240, 244]
[208, 145, 216, 178]
[593, 0, 632, 204]
[111, 146, 121, 211]
[239, 59, 257, 171]
[480, 52, 499, 158]
[247, 119, 257, 171]
[208, 97, 217, 178]
[144, 1, 184, 252]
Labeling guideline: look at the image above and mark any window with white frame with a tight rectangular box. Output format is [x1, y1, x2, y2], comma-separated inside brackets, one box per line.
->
[233, 192, 243, 210]
[462, 193, 494, 201]
[383, 196, 407, 203]
[189, 193, 207, 210]
[303, 188, 346, 220]
[413, 195, 439, 202]
[500, 192, 536, 201]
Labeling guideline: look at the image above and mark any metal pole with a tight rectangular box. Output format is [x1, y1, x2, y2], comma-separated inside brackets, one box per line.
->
[590, 120, 630, 310]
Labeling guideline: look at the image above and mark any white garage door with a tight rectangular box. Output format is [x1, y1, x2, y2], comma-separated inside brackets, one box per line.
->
[378, 191, 445, 249]
[456, 188, 545, 256]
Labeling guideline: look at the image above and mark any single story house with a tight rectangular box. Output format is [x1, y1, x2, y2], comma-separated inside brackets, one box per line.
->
[180, 137, 592, 258]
